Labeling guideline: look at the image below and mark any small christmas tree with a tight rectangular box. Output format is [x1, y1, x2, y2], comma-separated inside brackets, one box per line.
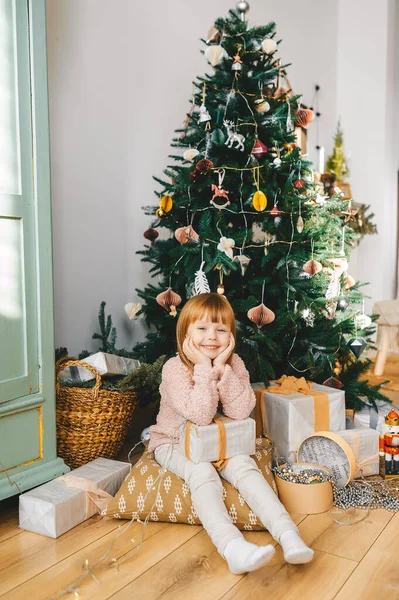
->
[133, 6, 386, 411]
[324, 120, 377, 245]
[326, 119, 349, 182]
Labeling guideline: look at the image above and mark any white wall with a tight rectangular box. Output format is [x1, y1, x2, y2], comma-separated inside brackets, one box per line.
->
[46, 0, 398, 356]
[336, 0, 399, 313]
[47, 0, 131, 355]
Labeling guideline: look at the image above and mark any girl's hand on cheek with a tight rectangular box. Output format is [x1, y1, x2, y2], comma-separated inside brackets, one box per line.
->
[183, 337, 212, 367]
[213, 333, 235, 369]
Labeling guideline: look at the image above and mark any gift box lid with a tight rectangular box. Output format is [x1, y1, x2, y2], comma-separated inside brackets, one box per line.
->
[297, 431, 356, 488]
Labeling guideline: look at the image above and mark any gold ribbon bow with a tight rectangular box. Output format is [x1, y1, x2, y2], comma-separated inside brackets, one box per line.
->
[185, 417, 231, 471]
[254, 375, 330, 438]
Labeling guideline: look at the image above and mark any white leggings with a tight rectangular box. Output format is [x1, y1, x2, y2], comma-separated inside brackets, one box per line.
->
[154, 444, 297, 557]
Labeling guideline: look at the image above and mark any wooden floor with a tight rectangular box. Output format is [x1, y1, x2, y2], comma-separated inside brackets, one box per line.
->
[2, 355, 399, 600]
[2, 481, 399, 599]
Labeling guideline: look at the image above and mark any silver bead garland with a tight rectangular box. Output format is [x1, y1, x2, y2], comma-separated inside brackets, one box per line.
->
[273, 462, 333, 485]
[333, 479, 399, 512]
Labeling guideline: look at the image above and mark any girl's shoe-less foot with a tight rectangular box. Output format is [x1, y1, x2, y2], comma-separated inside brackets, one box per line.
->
[224, 537, 275, 574]
[279, 530, 314, 564]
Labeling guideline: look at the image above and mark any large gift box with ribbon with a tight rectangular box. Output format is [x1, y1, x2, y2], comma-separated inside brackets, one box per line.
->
[253, 376, 346, 459]
[336, 428, 380, 477]
[19, 458, 130, 538]
[180, 415, 256, 466]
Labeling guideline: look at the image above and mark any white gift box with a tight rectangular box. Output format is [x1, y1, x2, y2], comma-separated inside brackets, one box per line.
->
[19, 458, 130, 538]
[354, 401, 399, 434]
[59, 352, 140, 383]
[180, 415, 256, 463]
[335, 428, 380, 477]
[253, 378, 346, 459]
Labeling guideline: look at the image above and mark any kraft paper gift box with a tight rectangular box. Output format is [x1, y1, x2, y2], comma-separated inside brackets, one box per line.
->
[353, 400, 399, 433]
[335, 428, 380, 477]
[59, 352, 140, 383]
[253, 376, 346, 459]
[19, 458, 130, 538]
[180, 415, 256, 464]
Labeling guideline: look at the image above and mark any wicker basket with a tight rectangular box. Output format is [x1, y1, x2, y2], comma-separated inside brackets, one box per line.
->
[56, 359, 138, 469]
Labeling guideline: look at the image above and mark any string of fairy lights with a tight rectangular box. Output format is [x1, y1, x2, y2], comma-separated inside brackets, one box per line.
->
[48, 424, 187, 599]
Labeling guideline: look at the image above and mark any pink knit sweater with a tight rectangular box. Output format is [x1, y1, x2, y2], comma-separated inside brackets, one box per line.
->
[148, 353, 256, 453]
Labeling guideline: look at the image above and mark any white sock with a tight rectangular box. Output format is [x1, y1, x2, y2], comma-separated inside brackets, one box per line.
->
[279, 530, 314, 564]
[223, 537, 275, 575]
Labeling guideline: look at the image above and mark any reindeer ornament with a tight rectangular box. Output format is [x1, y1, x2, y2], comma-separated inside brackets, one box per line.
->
[223, 120, 245, 152]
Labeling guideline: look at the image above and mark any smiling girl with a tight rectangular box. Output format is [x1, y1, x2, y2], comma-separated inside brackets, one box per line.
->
[149, 293, 313, 574]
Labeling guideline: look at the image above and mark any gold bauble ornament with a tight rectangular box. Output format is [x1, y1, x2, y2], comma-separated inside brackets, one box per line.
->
[155, 208, 165, 218]
[159, 195, 173, 213]
[217, 284, 225, 295]
[252, 190, 267, 212]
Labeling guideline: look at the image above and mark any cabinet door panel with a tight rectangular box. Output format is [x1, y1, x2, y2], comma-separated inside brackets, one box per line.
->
[0, 0, 39, 404]
[0, 407, 42, 471]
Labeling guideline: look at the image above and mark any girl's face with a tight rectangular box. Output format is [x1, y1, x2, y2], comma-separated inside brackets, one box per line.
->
[187, 317, 231, 361]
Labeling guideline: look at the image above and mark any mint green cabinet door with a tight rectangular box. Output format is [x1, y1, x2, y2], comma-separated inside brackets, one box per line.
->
[0, 0, 39, 404]
[0, 0, 69, 499]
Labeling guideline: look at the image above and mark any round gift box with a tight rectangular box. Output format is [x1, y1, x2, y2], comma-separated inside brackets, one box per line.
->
[297, 431, 357, 488]
[275, 462, 334, 515]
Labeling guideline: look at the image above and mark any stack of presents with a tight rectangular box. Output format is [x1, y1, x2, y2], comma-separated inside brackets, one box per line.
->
[19, 374, 399, 538]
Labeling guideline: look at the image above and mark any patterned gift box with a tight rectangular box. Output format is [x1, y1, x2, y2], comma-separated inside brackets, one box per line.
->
[19, 458, 130, 538]
[253, 375, 346, 459]
[180, 415, 256, 464]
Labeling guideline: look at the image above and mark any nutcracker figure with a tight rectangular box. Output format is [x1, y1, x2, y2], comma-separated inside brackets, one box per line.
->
[379, 409, 399, 475]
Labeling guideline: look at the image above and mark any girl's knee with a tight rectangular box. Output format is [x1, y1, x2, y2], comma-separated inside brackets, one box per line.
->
[225, 455, 260, 485]
[229, 454, 258, 471]
[186, 462, 222, 490]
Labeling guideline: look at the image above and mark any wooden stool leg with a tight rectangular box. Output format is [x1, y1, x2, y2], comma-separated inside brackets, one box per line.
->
[374, 327, 389, 376]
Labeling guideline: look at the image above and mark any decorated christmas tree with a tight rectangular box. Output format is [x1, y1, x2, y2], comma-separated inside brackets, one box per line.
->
[134, 5, 385, 411]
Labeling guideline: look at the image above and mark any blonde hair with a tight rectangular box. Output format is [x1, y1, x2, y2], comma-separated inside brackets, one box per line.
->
[176, 293, 236, 372]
